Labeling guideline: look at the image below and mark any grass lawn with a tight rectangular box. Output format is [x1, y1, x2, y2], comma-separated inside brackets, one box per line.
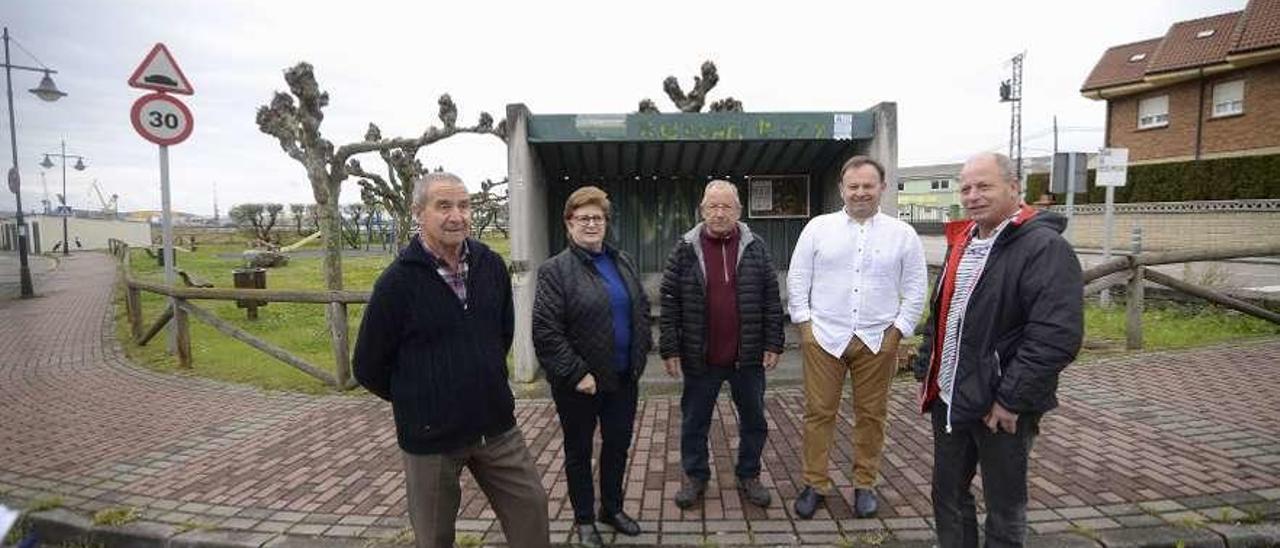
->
[116, 237, 508, 394]
[1081, 300, 1279, 354]
[114, 239, 1278, 394]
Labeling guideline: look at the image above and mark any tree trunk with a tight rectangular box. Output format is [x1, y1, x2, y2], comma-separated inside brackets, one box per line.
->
[317, 183, 351, 387]
[395, 216, 412, 251]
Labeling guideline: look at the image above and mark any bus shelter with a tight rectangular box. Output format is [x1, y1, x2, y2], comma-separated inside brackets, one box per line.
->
[504, 103, 898, 382]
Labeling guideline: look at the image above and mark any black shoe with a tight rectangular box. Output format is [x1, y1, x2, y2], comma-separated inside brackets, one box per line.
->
[792, 486, 824, 519]
[853, 488, 879, 518]
[737, 477, 772, 508]
[598, 510, 642, 536]
[576, 523, 604, 548]
[674, 476, 707, 509]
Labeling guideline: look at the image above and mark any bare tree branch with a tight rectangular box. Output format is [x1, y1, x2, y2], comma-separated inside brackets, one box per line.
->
[334, 118, 505, 163]
[349, 159, 406, 215]
[709, 97, 744, 112]
[636, 60, 741, 113]
[284, 63, 333, 163]
[439, 94, 458, 129]
[666, 61, 718, 113]
[255, 92, 306, 163]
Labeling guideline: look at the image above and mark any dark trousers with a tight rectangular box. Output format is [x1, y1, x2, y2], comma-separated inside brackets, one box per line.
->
[680, 365, 768, 482]
[551, 376, 638, 524]
[402, 427, 550, 548]
[930, 403, 1040, 548]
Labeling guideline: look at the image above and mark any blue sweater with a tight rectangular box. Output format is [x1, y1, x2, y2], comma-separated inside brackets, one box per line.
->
[589, 249, 633, 372]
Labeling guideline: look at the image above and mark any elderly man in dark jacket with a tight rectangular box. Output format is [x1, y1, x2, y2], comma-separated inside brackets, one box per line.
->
[914, 153, 1083, 548]
[354, 172, 549, 548]
[660, 180, 785, 510]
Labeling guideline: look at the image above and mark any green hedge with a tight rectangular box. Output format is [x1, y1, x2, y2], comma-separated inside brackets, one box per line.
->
[1024, 154, 1280, 204]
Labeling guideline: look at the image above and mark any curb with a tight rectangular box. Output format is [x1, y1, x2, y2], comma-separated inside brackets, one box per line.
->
[10, 507, 1280, 547]
[14, 510, 370, 547]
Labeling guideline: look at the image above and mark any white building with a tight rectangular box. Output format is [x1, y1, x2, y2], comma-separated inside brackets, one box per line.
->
[1, 214, 151, 254]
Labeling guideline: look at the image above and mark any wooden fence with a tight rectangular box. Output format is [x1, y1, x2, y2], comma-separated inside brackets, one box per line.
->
[1080, 229, 1280, 349]
[108, 233, 1280, 391]
[109, 239, 367, 389]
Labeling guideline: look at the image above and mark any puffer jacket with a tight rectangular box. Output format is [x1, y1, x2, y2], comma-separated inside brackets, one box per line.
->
[914, 206, 1084, 430]
[532, 243, 652, 393]
[659, 222, 784, 374]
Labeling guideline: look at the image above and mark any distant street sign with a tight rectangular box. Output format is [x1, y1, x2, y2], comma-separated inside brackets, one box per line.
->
[1097, 148, 1129, 187]
[131, 93, 194, 146]
[127, 43, 194, 95]
[1050, 152, 1089, 194]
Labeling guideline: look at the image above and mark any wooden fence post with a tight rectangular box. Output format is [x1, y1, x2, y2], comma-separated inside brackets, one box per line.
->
[126, 285, 143, 341]
[175, 299, 192, 369]
[330, 302, 351, 389]
[1126, 226, 1144, 350]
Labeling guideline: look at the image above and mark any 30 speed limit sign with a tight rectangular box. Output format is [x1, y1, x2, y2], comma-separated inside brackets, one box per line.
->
[130, 92, 194, 146]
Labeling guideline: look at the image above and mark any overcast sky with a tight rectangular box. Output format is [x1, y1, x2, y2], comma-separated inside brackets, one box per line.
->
[1, 0, 1242, 216]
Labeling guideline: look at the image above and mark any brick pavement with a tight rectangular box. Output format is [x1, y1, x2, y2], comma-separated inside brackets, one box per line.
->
[1, 252, 1279, 547]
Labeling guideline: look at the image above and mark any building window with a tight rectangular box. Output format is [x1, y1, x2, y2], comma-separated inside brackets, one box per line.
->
[897, 181, 905, 191]
[930, 179, 950, 191]
[1138, 95, 1169, 129]
[1128, 53, 1147, 62]
[1212, 80, 1244, 117]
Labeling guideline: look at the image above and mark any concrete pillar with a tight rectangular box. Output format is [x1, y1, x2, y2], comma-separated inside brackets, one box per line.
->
[866, 102, 900, 217]
[506, 104, 550, 383]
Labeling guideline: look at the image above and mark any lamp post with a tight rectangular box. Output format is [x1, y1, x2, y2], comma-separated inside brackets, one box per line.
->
[39, 141, 86, 255]
[3, 26, 65, 297]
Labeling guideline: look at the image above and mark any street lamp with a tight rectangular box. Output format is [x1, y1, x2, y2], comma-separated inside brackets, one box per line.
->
[3, 27, 65, 298]
[39, 141, 86, 255]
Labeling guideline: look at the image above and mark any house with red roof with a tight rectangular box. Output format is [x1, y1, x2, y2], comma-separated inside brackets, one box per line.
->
[1081, 0, 1280, 165]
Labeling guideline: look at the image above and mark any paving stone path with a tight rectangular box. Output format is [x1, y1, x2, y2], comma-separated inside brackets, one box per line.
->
[2, 253, 1278, 547]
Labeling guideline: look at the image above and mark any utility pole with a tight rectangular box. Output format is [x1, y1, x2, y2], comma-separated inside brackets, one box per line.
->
[1000, 52, 1025, 181]
[1053, 115, 1058, 159]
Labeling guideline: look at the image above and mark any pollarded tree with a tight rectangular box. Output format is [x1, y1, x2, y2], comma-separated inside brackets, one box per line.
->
[255, 62, 505, 384]
[289, 203, 307, 234]
[638, 60, 744, 113]
[229, 202, 284, 243]
[346, 123, 425, 250]
[471, 178, 509, 238]
[341, 203, 366, 250]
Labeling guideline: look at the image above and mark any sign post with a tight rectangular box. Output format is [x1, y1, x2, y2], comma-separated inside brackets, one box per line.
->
[1096, 147, 1129, 308]
[129, 43, 193, 352]
[1051, 152, 1088, 243]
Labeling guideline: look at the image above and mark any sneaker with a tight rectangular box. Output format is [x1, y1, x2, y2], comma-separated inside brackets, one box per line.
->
[674, 475, 707, 509]
[737, 477, 772, 508]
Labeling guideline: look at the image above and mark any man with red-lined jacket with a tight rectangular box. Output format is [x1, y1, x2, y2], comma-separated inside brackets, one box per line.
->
[913, 152, 1083, 548]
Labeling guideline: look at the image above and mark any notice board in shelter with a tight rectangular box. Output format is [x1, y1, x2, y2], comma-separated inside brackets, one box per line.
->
[747, 174, 810, 219]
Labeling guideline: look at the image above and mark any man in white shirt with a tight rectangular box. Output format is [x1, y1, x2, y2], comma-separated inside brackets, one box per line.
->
[787, 156, 927, 519]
